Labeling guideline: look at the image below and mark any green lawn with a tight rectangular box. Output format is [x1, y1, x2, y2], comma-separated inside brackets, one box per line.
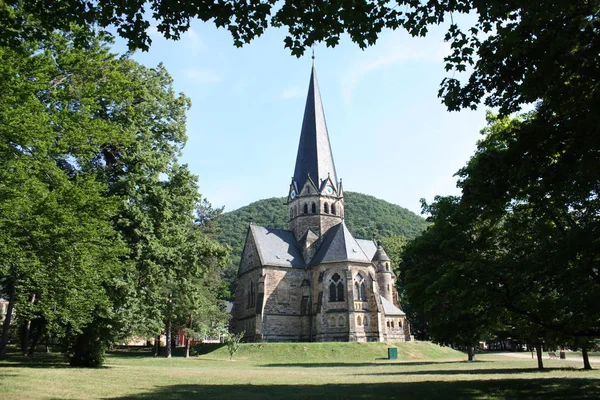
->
[1, 342, 599, 399]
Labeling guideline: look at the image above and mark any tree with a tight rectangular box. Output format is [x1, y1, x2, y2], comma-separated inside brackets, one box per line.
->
[0, 27, 229, 366]
[226, 331, 244, 361]
[404, 112, 600, 368]
[0, 29, 131, 359]
[3, 2, 597, 117]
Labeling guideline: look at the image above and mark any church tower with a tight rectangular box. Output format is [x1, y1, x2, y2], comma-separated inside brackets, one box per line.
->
[287, 63, 344, 257]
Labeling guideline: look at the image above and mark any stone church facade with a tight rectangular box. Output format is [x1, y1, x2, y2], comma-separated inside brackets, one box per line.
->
[230, 64, 411, 342]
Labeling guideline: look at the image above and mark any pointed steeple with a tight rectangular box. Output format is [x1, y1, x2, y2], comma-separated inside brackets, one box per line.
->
[293, 64, 338, 192]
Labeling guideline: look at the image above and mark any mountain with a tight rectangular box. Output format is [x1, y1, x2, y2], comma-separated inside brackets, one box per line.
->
[216, 192, 427, 274]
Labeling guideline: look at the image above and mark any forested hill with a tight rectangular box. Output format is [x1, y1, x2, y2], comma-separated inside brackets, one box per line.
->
[216, 191, 427, 268]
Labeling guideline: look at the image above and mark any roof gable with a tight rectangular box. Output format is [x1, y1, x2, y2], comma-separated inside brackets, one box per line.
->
[250, 225, 305, 269]
[310, 222, 371, 265]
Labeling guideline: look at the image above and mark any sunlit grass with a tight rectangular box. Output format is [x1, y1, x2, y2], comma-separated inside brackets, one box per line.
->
[1, 343, 598, 399]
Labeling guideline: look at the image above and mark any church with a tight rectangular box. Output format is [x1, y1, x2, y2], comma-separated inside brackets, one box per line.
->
[230, 64, 411, 342]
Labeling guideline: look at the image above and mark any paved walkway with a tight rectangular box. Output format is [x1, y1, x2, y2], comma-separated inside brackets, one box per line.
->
[494, 352, 600, 364]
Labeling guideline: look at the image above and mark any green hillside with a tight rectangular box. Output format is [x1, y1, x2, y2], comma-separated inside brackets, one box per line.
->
[196, 341, 462, 363]
[216, 192, 427, 281]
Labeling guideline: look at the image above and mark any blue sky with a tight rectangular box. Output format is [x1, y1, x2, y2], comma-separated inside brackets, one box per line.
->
[112, 19, 488, 216]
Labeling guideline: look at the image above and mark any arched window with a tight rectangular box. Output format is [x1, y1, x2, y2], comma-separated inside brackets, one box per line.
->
[391, 320, 395, 328]
[329, 273, 345, 302]
[303, 203, 308, 214]
[338, 316, 345, 326]
[357, 316, 362, 326]
[324, 202, 329, 214]
[331, 204, 336, 215]
[311, 202, 316, 214]
[329, 316, 336, 327]
[329, 281, 337, 302]
[398, 320, 403, 328]
[247, 281, 255, 308]
[289, 209, 293, 219]
[277, 279, 290, 304]
[386, 263, 389, 271]
[364, 316, 369, 326]
[337, 281, 345, 301]
[355, 274, 366, 301]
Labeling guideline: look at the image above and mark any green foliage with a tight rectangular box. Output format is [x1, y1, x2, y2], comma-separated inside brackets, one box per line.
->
[0, 27, 229, 366]
[226, 331, 244, 361]
[4, 2, 597, 119]
[403, 111, 600, 352]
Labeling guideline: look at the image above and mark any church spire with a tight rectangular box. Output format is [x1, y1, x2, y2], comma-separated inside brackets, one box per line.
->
[292, 64, 338, 193]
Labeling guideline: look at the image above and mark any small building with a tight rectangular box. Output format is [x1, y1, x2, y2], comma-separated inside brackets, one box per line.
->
[229, 63, 411, 342]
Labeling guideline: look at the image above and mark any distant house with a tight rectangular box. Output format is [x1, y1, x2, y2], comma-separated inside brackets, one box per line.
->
[229, 64, 411, 343]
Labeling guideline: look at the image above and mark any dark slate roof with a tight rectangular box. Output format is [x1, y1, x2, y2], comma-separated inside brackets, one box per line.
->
[310, 222, 371, 265]
[250, 225, 305, 268]
[356, 239, 377, 260]
[293, 64, 338, 192]
[372, 242, 391, 262]
[380, 296, 406, 316]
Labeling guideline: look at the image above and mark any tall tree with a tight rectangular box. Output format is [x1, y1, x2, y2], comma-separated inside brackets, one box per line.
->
[0, 27, 229, 366]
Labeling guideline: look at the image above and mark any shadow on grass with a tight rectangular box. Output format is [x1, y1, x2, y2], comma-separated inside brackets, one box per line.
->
[359, 368, 577, 376]
[0, 350, 70, 369]
[108, 378, 600, 400]
[261, 360, 468, 368]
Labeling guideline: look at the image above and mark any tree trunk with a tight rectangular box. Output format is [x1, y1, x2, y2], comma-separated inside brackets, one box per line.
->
[153, 335, 161, 356]
[582, 346, 593, 370]
[185, 314, 192, 359]
[28, 328, 41, 356]
[0, 285, 16, 358]
[535, 342, 544, 370]
[467, 345, 476, 361]
[165, 318, 172, 358]
[21, 293, 37, 356]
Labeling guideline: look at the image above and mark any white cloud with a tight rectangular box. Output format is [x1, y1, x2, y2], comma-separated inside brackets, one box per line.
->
[340, 34, 450, 106]
[280, 87, 304, 100]
[185, 68, 222, 85]
[182, 28, 205, 51]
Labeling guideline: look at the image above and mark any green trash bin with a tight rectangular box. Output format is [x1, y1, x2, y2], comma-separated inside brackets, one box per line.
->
[388, 347, 398, 360]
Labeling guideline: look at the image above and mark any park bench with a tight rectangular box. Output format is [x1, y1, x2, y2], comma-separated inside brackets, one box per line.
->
[548, 352, 558, 359]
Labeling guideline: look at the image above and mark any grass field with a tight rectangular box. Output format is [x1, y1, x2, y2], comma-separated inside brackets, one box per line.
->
[1, 342, 599, 399]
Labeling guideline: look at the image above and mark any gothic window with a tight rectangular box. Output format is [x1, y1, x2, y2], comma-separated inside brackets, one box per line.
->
[303, 203, 308, 214]
[331, 204, 336, 215]
[364, 316, 369, 326]
[277, 279, 290, 304]
[311, 202, 316, 214]
[247, 281, 255, 308]
[355, 274, 366, 301]
[324, 202, 329, 214]
[338, 316, 345, 326]
[398, 320, 403, 329]
[357, 315, 362, 326]
[289, 209, 293, 219]
[391, 320, 395, 328]
[329, 316, 336, 327]
[328, 273, 345, 302]
[386, 263, 389, 271]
